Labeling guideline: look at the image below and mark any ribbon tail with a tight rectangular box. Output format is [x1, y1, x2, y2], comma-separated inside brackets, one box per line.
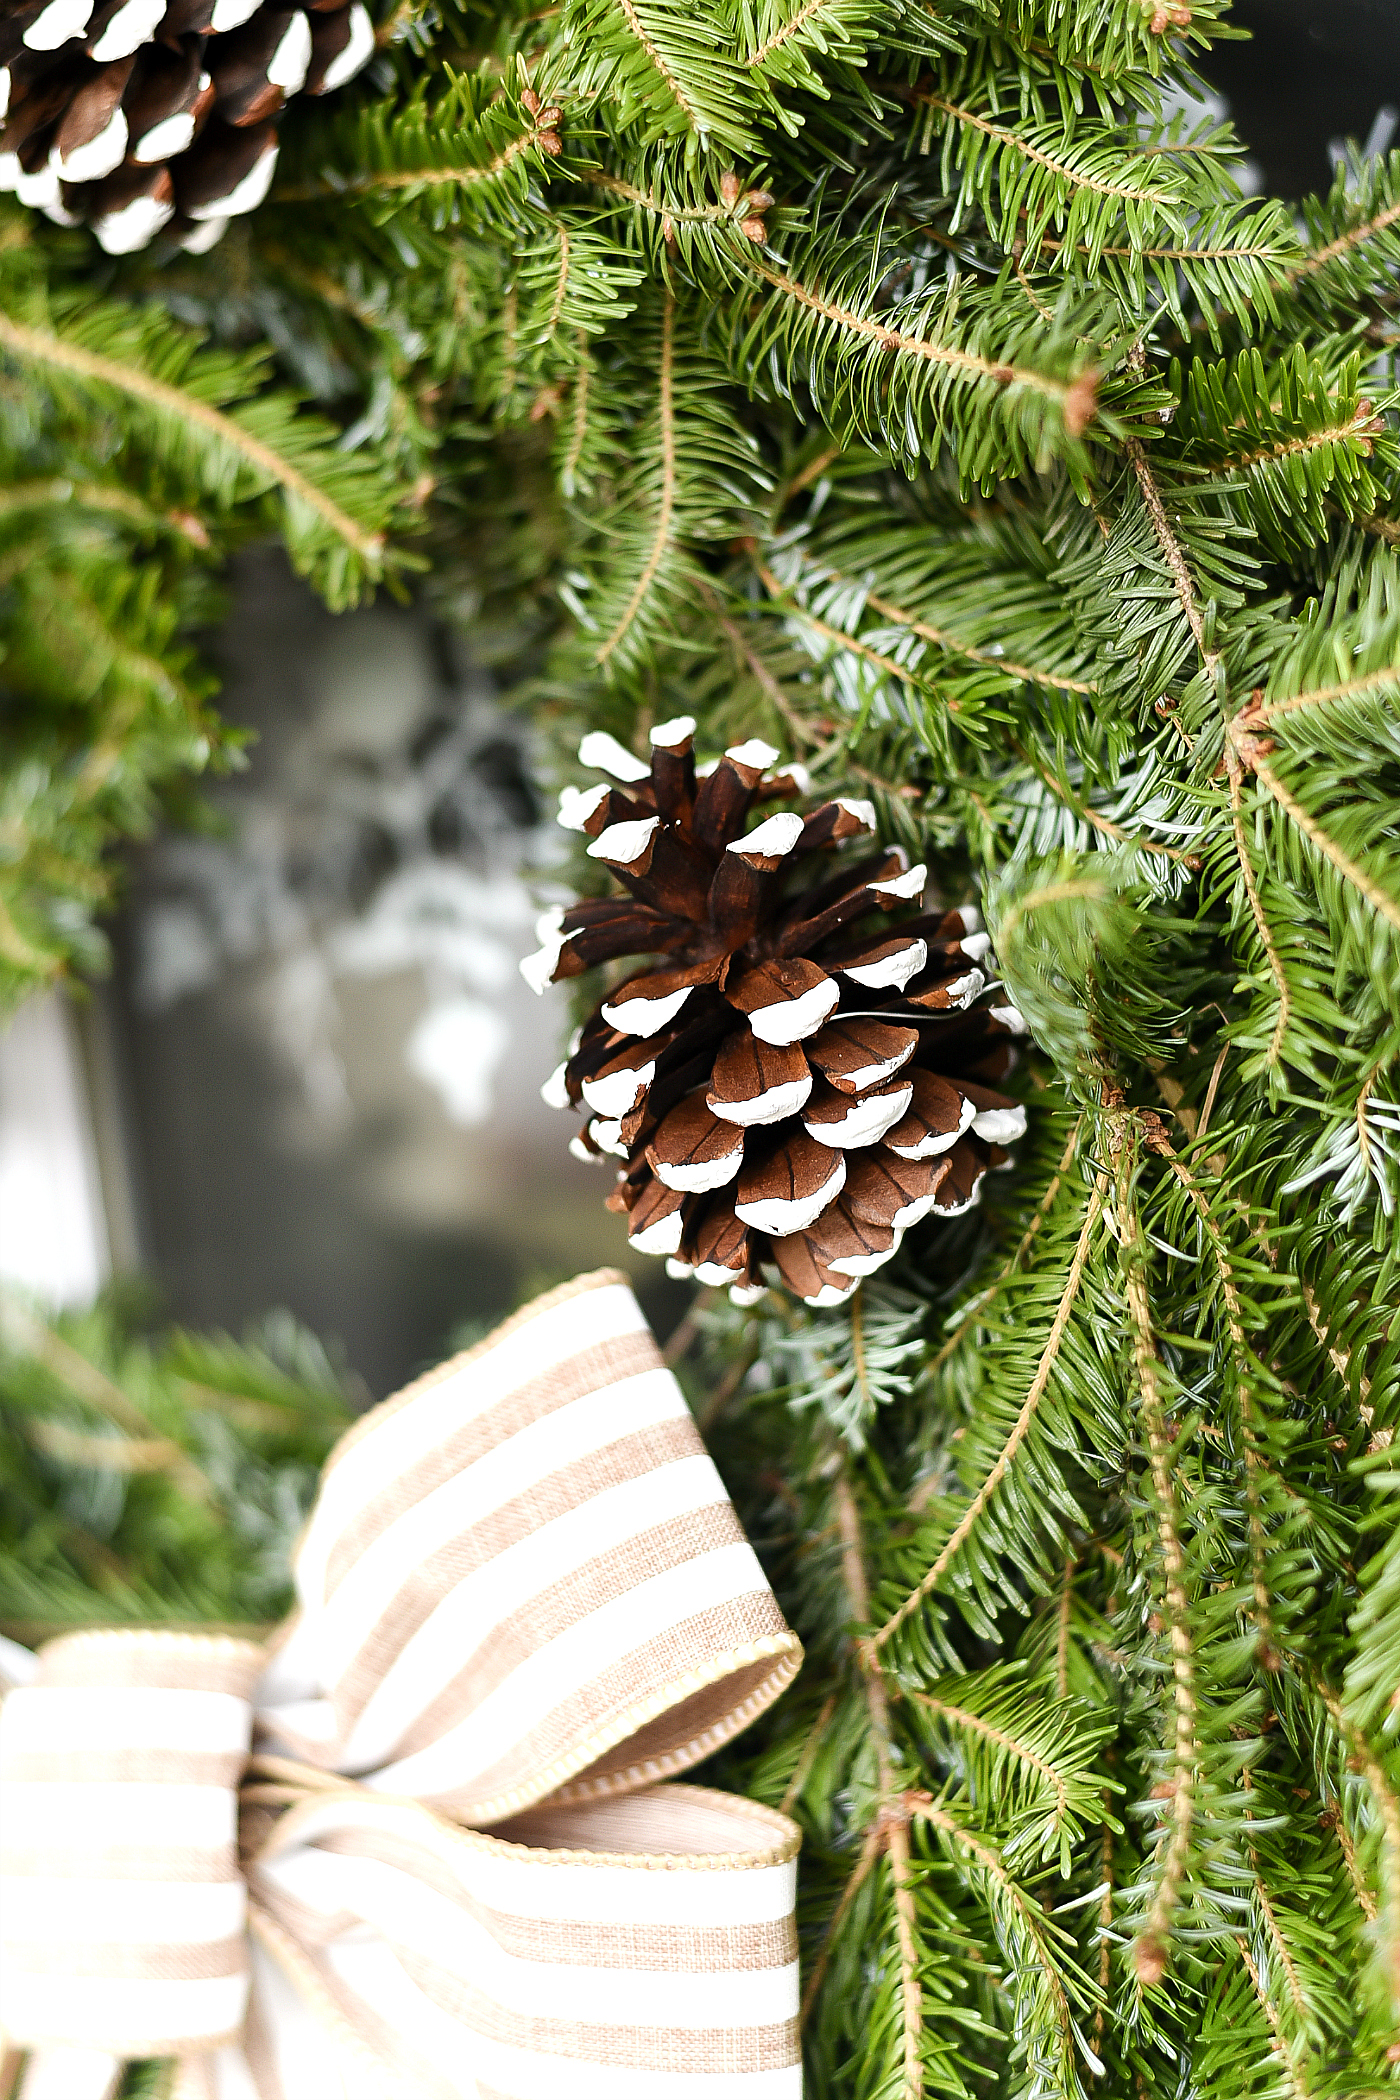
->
[15, 2050, 123, 2100]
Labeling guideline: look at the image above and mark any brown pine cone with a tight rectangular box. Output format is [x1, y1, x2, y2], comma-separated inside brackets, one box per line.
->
[0, 0, 372, 251]
[524, 719, 1028, 1308]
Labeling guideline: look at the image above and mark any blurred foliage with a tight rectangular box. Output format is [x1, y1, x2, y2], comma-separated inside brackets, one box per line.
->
[0, 1286, 355, 1636]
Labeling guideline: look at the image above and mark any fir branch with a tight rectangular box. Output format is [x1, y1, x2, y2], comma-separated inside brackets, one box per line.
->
[1233, 1937, 1311, 2100]
[1054, 1554, 1075, 1700]
[717, 614, 821, 747]
[0, 478, 203, 539]
[745, 250, 1100, 435]
[923, 1115, 1084, 1388]
[800, 1810, 886, 2026]
[560, 332, 598, 496]
[926, 94, 1177, 208]
[1288, 191, 1400, 284]
[1, 1294, 212, 1507]
[1144, 1125, 1277, 1657]
[1094, 1819, 1114, 2060]
[1217, 408, 1379, 473]
[0, 311, 391, 606]
[565, 0, 758, 156]
[0, 1298, 351, 1629]
[757, 559, 951, 703]
[1224, 739, 1294, 1069]
[1250, 1875, 1311, 2043]
[596, 289, 677, 665]
[23, 1419, 187, 1474]
[1252, 661, 1400, 724]
[741, 0, 902, 119]
[745, 0, 830, 69]
[779, 549, 1099, 695]
[0, 318, 375, 562]
[906, 1794, 1089, 2089]
[870, 1176, 1105, 1655]
[1014, 745, 1196, 863]
[1232, 726, 1400, 937]
[1113, 1117, 1199, 1989]
[288, 127, 537, 197]
[910, 1681, 1070, 1827]
[1123, 434, 1216, 667]
[833, 1463, 923, 2094]
[582, 168, 739, 227]
[610, 0, 709, 131]
[779, 1688, 839, 1814]
[1324, 1788, 1379, 1927]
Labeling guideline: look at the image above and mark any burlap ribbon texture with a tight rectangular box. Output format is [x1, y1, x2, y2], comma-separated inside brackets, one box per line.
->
[0, 1270, 805, 2100]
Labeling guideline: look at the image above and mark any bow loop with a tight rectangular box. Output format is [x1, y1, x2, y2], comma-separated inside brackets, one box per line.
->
[0, 1272, 806, 2099]
[258, 1268, 801, 1820]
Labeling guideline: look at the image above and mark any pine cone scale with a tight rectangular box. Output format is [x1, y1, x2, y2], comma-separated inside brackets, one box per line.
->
[22, 0, 91, 51]
[885, 1069, 974, 1157]
[126, 50, 209, 161]
[91, 0, 167, 57]
[598, 958, 725, 1037]
[807, 1018, 917, 1093]
[647, 1095, 744, 1193]
[706, 1033, 811, 1126]
[803, 1075, 912, 1148]
[735, 1133, 846, 1238]
[829, 932, 929, 989]
[727, 956, 839, 1045]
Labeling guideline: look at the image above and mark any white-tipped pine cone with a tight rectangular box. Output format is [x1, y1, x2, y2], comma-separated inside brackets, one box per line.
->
[524, 719, 1029, 1309]
[0, 0, 372, 251]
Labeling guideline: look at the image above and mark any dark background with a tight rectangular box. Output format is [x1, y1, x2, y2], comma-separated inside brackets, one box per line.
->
[1206, 0, 1400, 198]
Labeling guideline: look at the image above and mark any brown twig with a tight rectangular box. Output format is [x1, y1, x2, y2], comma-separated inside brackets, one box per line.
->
[832, 1466, 923, 2093]
[1111, 1118, 1199, 1986]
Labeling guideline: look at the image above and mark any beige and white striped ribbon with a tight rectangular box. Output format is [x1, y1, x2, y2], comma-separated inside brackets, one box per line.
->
[0, 1270, 804, 2100]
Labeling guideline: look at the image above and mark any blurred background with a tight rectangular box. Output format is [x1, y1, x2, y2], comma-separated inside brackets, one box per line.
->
[0, 551, 684, 1397]
[3, 0, 1398, 1400]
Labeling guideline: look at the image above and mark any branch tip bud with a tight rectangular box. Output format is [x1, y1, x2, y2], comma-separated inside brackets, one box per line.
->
[1134, 1936, 1169, 1987]
[1063, 368, 1098, 439]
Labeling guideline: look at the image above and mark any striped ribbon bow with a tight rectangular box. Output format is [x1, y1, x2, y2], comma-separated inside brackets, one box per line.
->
[0, 1270, 805, 2100]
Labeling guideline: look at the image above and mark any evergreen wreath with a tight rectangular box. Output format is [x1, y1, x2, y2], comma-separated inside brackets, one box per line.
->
[3, 0, 1400, 2090]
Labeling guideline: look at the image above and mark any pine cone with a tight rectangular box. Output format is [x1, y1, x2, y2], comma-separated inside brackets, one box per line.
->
[524, 719, 1028, 1308]
[0, 0, 372, 252]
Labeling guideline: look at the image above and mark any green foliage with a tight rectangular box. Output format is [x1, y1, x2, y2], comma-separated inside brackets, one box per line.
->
[0, 1289, 354, 1634]
[7, 0, 1400, 2089]
[0, 202, 408, 1007]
